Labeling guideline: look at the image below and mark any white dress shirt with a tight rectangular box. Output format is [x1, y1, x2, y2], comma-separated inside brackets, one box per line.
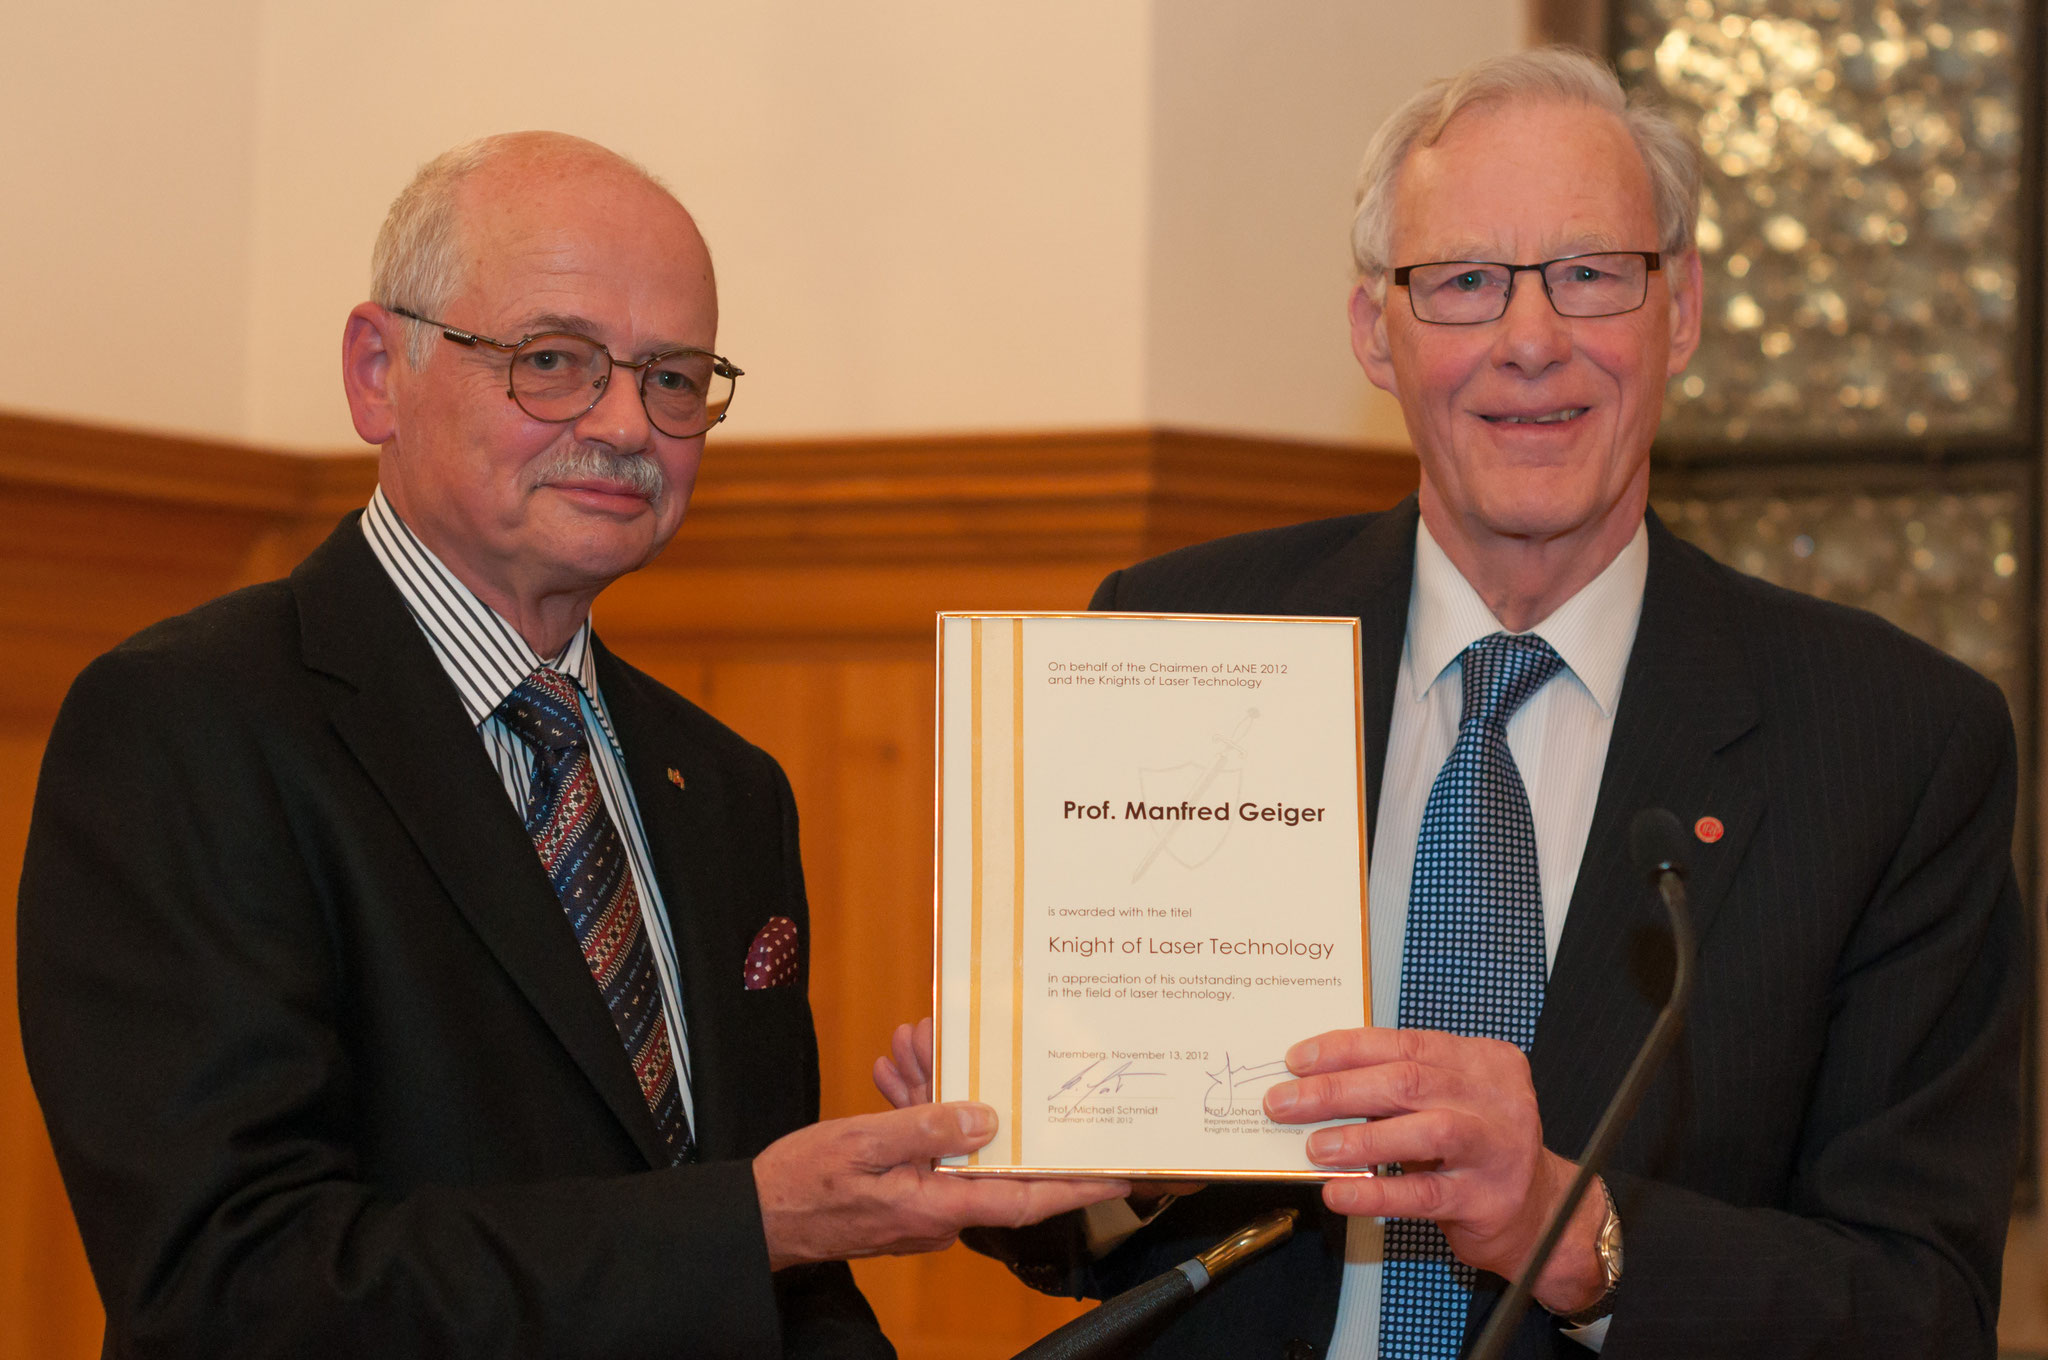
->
[359, 488, 696, 1129]
[1326, 516, 1647, 1359]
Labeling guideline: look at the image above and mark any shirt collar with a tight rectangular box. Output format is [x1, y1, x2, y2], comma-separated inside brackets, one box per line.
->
[1404, 516, 1647, 718]
[360, 488, 610, 740]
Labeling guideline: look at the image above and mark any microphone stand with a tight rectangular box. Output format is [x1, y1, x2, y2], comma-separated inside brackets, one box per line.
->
[1466, 810, 1698, 1360]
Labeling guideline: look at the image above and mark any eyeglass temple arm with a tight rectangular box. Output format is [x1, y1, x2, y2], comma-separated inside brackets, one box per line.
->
[429, 324, 493, 349]
[389, 306, 491, 349]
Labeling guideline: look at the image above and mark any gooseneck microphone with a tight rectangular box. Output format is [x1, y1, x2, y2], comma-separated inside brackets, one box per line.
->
[1467, 808, 1698, 1360]
[1008, 1209, 1298, 1360]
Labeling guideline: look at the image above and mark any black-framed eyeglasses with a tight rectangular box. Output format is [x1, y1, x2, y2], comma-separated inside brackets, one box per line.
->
[1392, 252, 1662, 325]
[392, 307, 744, 438]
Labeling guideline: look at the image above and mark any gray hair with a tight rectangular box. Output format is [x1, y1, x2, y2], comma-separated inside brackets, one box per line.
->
[370, 132, 668, 368]
[1349, 46, 1701, 283]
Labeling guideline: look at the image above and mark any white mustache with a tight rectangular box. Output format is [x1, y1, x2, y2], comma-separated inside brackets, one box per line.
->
[531, 446, 665, 499]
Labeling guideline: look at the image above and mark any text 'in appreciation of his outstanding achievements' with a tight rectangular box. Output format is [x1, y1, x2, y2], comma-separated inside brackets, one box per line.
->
[933, 613, 1369, 1178]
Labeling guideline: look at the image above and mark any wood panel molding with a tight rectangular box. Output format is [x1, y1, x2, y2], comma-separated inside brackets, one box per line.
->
[618, 426, 1418, 647]
[674, 426, 1418, 565]
[0, 410, 378, 517]
[0, 413, 1416, 564]
[0, 413, 1418, 671]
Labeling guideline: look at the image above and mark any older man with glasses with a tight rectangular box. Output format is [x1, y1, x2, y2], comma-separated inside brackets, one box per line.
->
[933, 45, 2024, 1360]
[18, 131, 1121, 1360]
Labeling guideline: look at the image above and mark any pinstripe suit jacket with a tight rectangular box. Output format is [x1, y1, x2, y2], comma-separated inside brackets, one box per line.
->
[1009, 496, 2025, 1359]
[17, 517, 890, 1359]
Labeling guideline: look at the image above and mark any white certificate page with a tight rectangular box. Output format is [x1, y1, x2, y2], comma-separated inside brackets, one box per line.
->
[934, 613, 1369, 1178]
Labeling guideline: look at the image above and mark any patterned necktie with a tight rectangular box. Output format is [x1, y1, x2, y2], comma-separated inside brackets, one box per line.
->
[496, 667, 693, 1166]
[1380, 632, 1564, 1358]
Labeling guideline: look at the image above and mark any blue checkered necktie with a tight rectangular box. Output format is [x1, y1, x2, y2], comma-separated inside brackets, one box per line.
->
[1380, 632, 1564, 1359]
[496, 668, 694, 1166]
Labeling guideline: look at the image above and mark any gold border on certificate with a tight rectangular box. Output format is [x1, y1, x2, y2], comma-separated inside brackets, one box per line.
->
[932, 611, 1370, 1180]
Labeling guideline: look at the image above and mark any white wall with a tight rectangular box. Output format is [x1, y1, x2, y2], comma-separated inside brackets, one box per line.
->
[4, 1, 1523, 451]
[0, 2, 263, 440]
[241, 1, 1152, 449]
[1145, 0, 1521, 447]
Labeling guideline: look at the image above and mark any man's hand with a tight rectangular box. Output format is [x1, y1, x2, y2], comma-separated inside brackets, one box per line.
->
[754, 1102, 1131, 1271]
[1264, 1026, 1607, 1315]
[871, 1018, 1201, 1230]
[872, 1017, 934, 1109]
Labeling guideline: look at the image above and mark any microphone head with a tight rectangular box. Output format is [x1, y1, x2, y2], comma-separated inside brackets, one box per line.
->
[1630, 807, 1689, 883]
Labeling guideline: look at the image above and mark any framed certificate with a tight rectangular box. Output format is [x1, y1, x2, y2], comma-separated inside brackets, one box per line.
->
[932, 612, 1370, 1179]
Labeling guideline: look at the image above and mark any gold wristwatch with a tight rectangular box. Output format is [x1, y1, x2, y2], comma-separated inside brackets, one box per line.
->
[1561, 1177, 1623, 1328]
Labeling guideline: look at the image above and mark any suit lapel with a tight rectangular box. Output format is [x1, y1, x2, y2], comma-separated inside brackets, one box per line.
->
[591, 647, 754, 1162]
[1529, 516, 1763, 1152]
[290, 520, 671, 1167]
[1276, 496, 1419, 840]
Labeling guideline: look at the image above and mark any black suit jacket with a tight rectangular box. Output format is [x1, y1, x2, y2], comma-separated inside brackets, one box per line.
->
[17, 517, 890, 1359]
[994, 498, 2024, 1358]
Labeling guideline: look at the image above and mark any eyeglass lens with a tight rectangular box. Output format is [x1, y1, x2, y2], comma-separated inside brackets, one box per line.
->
[509, 334, 734, 437]
[1406, 254, 1651, 324]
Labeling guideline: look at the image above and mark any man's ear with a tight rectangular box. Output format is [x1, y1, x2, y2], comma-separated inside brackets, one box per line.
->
[1348, 282, 1400, 398]
[1665, 248, 1705, 377]
[342, 303, 403, 447]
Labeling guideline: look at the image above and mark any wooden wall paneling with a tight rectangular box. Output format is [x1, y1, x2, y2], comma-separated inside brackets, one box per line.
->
[0, 727, 101, 1360]
[0, 412, 1416, 1360]
[814, 656, 934, 1115]
[0, 413, 377, 724]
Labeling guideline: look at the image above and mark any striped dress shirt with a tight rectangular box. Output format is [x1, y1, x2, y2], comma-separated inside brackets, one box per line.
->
[359, 488, 695, 1130]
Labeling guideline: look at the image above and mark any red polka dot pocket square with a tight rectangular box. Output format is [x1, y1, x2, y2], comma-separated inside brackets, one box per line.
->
[743, 915, 800, 990]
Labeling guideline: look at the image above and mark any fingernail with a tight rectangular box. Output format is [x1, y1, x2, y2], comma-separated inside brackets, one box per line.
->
[956, 1103, 996, 1138]
[1264, 1083, 1297, 1117]
[1288, 1040, 1317, 1072]
[1307, 1129, 1341, 1162]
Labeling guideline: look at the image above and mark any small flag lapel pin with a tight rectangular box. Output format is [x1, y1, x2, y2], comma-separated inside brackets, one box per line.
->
[667, 768, 686, 791]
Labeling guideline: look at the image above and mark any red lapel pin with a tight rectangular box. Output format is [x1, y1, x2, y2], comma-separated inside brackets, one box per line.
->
[666, 767, 685, 791]
[1694, 815, 1724, 844]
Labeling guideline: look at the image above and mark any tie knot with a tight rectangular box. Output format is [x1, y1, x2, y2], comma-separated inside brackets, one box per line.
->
[1458, 632, 1564, 731]
[495, 667, 589, 756]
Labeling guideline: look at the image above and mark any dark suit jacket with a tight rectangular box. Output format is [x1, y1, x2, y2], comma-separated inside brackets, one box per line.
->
[986, 498, 2024, 1359]
[17, 517, 890, 1359]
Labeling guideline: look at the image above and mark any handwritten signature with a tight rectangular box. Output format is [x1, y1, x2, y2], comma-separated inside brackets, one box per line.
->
[1203, 1052, 1291, 1116]
[1047, 1058, 1167, 1109]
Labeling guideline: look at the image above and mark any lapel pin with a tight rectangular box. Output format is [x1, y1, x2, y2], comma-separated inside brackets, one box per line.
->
[667, 767, 686, 791]
[1694, 815, 1724, 844]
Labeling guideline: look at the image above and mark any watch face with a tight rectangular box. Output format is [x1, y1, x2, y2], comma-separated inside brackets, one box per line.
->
[1596, 1188, 1623, 1285]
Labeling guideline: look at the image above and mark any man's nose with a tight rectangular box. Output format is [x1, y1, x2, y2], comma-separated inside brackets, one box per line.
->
[1491, 273, 1572, 375]
[573, 363, 656, 449]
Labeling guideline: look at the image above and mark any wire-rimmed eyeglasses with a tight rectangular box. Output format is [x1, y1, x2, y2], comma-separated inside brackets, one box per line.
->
[1392, 252, 1662, 325]
[392, 307, 743, 438]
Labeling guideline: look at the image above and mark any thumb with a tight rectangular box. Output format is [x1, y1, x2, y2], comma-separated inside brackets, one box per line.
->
[856, 1102, 999, 1167]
